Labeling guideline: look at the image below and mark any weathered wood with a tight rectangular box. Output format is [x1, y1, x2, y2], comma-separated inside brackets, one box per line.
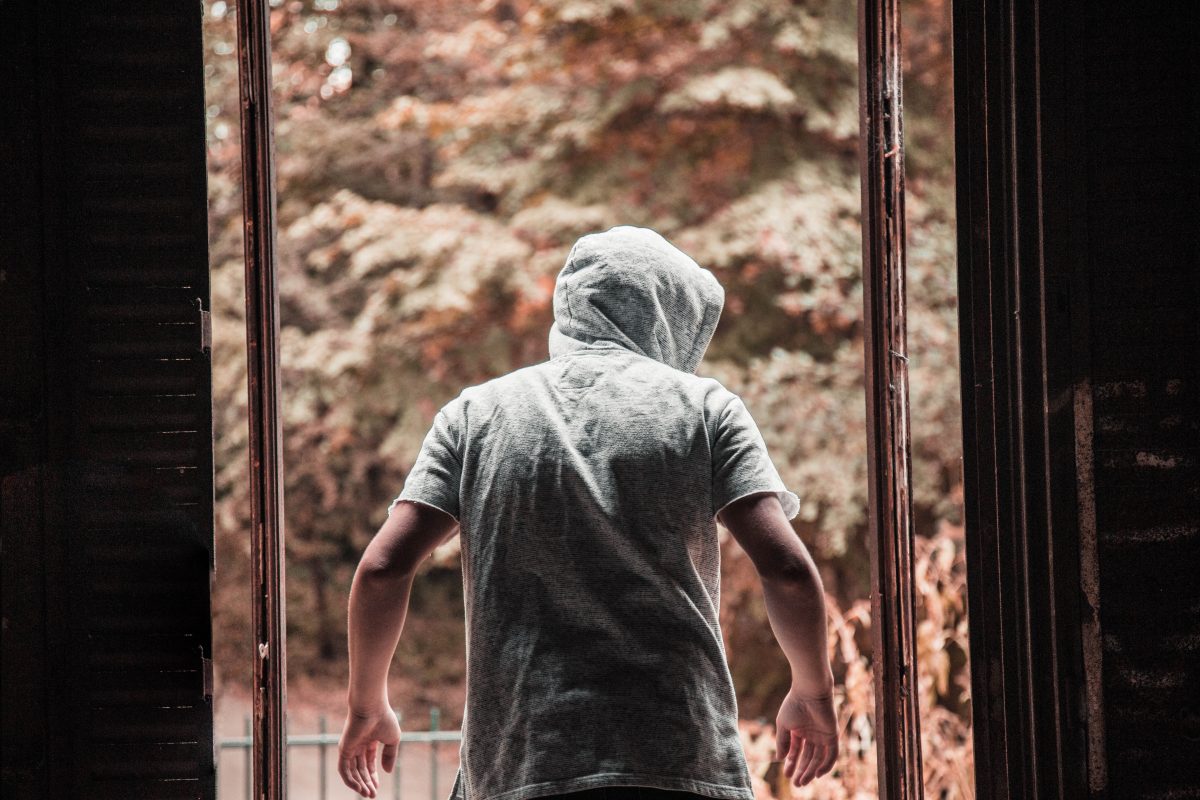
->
[234, 0, 290, 797]
[953, 0, 1200, 797]
[1, 2, 216, 798]
[857, 0, 924, 797]
[953, 0, 1082, 796]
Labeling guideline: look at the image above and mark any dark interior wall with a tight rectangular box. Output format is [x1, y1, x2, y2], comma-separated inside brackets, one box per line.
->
[0, 2, 216, 798]
[1064, 3, 1200, 795]
[956, 0, 1200, 798]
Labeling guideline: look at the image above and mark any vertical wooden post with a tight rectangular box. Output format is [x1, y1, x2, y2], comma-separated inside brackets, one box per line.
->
[235, 0, 289, 797]
[857, 0, 924, 796]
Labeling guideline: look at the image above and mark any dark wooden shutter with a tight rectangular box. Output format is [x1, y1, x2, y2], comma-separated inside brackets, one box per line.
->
[954, 0, 1200, 797]
[2, 2, 216, 798]
[1068, 4, 1200, 795]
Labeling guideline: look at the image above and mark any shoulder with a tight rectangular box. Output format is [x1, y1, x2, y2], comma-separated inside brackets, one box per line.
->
[442, 362, 553, 416]
[614, 350, 737, 402]
[687, 372, 741, 418]
[644, 367, 745, 444]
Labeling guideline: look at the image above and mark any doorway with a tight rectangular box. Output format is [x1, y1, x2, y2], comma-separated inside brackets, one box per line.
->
[201, 0, 970, 796]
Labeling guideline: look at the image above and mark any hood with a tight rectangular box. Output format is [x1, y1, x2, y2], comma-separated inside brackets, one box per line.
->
[547, 226, 725, 373]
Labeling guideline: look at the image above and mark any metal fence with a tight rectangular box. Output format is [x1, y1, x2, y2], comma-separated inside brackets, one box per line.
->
[219, 708, 461, 800]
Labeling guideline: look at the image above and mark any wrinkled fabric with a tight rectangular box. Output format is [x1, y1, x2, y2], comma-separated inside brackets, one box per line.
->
[389, 226, 800, 800]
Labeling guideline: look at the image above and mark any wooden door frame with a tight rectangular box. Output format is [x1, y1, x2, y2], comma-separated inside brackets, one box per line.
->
[234, 0, 289, 797]
[857, 0, 926, 797]
[231, 0, 940, 797]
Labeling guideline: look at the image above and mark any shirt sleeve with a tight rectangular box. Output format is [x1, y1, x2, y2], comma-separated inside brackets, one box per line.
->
[387, 402, 463, 522]
[711, 395, 801, 521]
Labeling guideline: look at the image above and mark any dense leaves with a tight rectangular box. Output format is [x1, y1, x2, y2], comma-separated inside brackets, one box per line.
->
[204, 0, 967, 793]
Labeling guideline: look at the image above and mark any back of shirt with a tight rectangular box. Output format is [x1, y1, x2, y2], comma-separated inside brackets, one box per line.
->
[388, 227, 800, 800]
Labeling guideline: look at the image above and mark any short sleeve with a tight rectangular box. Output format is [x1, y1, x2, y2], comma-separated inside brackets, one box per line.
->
[711, 395, 800, 520]
[387, 403, 463, 522]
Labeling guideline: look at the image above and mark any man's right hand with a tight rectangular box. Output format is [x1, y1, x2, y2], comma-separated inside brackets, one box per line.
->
[338, 705, 401, 798]
[775, 687, 839, 787]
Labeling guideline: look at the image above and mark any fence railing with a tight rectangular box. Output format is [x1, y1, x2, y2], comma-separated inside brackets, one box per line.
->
[219, 707, 461, 800]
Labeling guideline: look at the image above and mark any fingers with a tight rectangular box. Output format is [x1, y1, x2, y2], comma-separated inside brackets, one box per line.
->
[797, 742, 826, 786]
[793, 739, 837, 787]
[815, 741, 838, 779]
[382, 742, 399, 774]
[775, 725, 790, 766]
[784, 728, 803, 777]
[355, 752, 377, 798]
[339, 750, 377, 798]
[791, 738, 816, 787]
[366, 742, 379, 786]
[339, 753, 367, 796]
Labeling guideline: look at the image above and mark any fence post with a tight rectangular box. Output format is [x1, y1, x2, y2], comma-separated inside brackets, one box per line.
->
[394, 708, 403, 800]
[430, 707, 440, 800]
[214, 709, 468, 800]
[244, 715, 252, 800]
[319, 714, 328, 800]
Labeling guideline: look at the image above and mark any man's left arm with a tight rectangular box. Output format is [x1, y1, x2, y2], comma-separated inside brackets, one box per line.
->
[338, 500, 460, 798]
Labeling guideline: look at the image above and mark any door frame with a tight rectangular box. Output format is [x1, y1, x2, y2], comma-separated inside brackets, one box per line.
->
[231, 1, 947, 797]
[234, 0, 289, 797]
[857, 0, 926, 796]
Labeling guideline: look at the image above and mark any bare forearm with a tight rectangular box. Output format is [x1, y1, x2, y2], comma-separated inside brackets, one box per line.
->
[761, 565, 834, 697]
[347, 565, 415, 713]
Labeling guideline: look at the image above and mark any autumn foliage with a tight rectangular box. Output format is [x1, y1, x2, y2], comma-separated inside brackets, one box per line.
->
[202, 0, 969, 795]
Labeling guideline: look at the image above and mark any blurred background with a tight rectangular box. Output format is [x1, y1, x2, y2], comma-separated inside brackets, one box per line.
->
[200, 0, 968, 797]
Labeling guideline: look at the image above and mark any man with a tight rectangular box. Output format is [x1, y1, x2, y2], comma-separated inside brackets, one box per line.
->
[338, 226, 839, 800]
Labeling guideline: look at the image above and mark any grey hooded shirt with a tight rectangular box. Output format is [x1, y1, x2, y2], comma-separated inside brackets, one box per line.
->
[389, 226, 801, 800]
